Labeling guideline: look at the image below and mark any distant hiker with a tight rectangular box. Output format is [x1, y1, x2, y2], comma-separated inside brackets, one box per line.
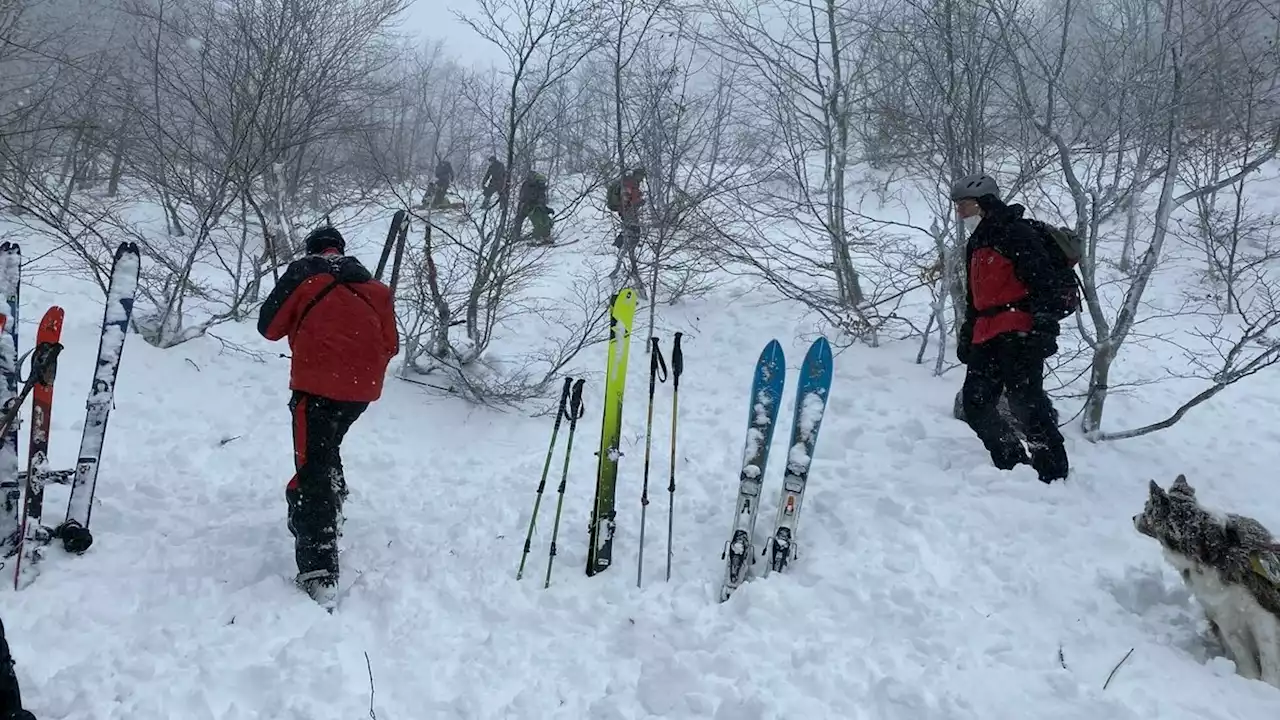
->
[429, 159, 454, 208]
[0, 617, 35, 720]
[952, 173, 1069, 484]
[607, 167, 646, 250]
[515, 171, 554, 244]
[482, 155, 506, 209]
[257, 225, 399, 607]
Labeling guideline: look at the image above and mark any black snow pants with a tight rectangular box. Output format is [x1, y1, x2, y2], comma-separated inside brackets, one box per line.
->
[961, 333, 1069, 483]
[285, 391, 368, 579]
[0, 617, 34, 719]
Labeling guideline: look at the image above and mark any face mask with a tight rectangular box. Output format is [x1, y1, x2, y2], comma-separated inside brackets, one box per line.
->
[962, 214, 982, 233]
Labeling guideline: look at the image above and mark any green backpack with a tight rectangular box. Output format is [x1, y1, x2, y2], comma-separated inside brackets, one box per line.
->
[605, 180, 622, 211]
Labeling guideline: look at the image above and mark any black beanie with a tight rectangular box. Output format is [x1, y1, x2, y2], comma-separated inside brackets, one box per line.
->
[304, 226, 345, 255]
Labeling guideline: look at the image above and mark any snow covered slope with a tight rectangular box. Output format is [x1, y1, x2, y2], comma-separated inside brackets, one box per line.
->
[2, 223, 1279, 719]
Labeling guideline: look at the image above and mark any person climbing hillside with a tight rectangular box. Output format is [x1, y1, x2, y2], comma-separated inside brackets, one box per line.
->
[482, 155, 506, 210]
[607, 167, 646, 250]
[0, 617, 36, 719]
[952, 173, 1069, 484]
[257, 225, 399, 607]
[515, 170, 553, 244]
[428, 159, 454, 209]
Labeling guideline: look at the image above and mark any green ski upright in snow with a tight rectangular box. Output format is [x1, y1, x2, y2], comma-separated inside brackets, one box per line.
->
[586, 288, 637, 576]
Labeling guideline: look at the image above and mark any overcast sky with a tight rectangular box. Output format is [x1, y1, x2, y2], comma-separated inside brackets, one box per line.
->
[401, 0, 505, 68]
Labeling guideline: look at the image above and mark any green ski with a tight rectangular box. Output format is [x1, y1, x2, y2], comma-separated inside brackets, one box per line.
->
[586, 288, 638, 576]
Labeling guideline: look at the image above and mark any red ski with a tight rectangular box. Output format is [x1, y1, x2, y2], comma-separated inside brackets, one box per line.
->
[14, 306, 64, 589]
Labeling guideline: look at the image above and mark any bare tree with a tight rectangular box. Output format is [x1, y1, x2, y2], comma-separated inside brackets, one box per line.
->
[703, 0, 898, 341]
[380, 0, 610, 406]
[993, 0, 1280, 437]
[858, 0, 1050, 370]
[3, 0, 405, 347]
[621, 20, 755, 341]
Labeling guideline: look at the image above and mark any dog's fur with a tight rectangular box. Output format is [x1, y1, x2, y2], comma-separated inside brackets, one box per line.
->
[1133, 474, 1280, 688]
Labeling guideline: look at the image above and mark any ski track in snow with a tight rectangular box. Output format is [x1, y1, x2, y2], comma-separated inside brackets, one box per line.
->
[0, 230, 1278, 719]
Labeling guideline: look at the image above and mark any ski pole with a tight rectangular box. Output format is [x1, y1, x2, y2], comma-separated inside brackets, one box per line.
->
[0, 341, 61, 440]
[636, 336, 668, 588]
[517, 377, 572, 580]
[545, 379, 585, 588]
[666, 332, 683, 582]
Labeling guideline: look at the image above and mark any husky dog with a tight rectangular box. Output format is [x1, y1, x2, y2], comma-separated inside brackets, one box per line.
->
[1134, 475, 1280, 688]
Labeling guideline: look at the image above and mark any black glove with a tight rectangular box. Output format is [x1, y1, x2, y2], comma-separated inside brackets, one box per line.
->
[956, 319, 973, 365]
[1027, 315, 1060, 358]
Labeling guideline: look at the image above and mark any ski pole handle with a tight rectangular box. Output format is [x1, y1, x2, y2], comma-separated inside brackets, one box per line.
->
[569, 378, 586, 420]
[672, 332, 683, 391]
[556, 376, 572, 419]
[650, 337, 668, 382]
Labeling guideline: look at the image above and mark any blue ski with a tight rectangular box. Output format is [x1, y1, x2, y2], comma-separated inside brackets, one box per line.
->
[719, 339, 785, 602]
[762, 336, 832, 575]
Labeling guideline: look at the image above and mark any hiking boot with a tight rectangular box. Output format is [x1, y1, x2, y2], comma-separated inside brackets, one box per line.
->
[295, 569, 338, 611]
[990, 441, 1029, 471]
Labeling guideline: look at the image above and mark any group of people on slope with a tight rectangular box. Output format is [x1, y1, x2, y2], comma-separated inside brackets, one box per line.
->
[247, 171, 1067, 610]
[430, 155, 648, 248]
[0, 171, 1071, 720]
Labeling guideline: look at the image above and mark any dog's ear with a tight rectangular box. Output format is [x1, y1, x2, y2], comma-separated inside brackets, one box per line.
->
[1149, 479, 1167, 499]
[1171, 474, 1194, 497]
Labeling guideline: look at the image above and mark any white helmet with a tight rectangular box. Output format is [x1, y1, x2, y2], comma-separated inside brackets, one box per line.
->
[949, 174, 1000, 202]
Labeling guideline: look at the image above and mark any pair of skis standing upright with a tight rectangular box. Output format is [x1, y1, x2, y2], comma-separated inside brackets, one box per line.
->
[719, 337, 832, 602]
[0, 241, 140, 590]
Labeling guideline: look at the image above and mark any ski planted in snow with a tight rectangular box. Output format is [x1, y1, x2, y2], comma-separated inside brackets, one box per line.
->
[13, 307, 64, 589]
[585, 288, 637, 576]
[761, 336, 832, 576]
[374, 209, 407, 282]
[0, 243, 20, 557]
[719, 339, 786, 602]
[58, 242, 140, 554]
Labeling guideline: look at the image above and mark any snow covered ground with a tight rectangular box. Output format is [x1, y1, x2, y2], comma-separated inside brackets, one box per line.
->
[3, 211, 1280, 719]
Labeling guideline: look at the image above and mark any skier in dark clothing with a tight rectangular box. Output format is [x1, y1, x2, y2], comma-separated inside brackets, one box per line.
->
[0, 618, 35, 720]
[257, 225, 399, 607]
[429, 159, 454, 208]
[515, 171, 553, 244]
[481, 156, 506, 209]
[952, 173, 1069, 484]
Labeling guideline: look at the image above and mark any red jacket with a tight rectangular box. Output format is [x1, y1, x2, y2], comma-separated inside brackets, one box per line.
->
[962, 204, 1058, 347]
[620, 177, 644, 213]
[258, 251, 398, 402]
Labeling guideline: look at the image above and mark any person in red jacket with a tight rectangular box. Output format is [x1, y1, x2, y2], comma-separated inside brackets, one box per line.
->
[257, 225, 398, 606]
[952, 174, 1069, 484]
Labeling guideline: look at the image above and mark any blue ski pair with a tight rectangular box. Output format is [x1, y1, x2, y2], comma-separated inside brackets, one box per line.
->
[719, 337, 832, 602]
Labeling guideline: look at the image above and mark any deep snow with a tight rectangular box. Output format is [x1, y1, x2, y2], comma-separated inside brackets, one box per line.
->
[0, 213, 1278, 719]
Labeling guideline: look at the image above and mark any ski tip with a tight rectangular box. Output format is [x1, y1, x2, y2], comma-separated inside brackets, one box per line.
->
[804, 336, 832, 363]
[115, 241, 141, 261]
[39, 306, 65, 331]
[759, 339, 785, 364]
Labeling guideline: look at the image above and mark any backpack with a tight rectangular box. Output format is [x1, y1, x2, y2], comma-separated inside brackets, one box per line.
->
[1022, 218, 1083, 320]
[605, 180, 622, 211]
